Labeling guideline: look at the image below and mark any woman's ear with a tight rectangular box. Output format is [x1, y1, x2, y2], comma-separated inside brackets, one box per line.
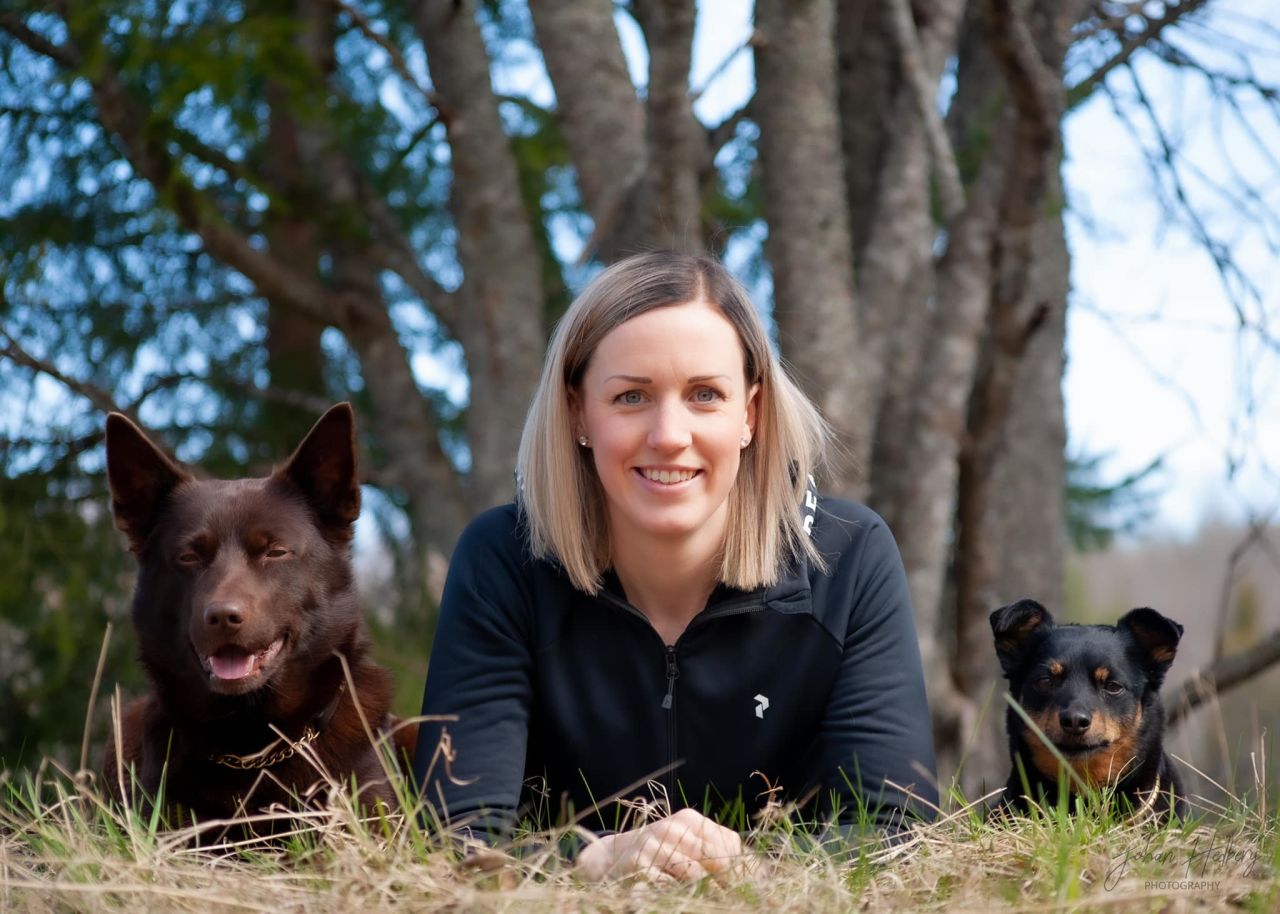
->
[745, 382, 761, 436]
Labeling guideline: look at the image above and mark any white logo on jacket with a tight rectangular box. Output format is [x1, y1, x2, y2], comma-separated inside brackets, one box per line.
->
[754, 694, 770, 719]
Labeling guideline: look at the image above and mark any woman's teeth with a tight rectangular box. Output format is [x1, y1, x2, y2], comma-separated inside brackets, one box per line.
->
[641, 468, 696, 484]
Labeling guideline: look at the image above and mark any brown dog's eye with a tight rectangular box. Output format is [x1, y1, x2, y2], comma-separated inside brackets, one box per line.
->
[1102, 680, 1125, 696]
[176, 552, 201, 566]
[265, 548, 291, 559]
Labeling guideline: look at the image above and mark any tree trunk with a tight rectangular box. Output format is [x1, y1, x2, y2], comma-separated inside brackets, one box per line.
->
[753, 0, 867, 498]
[414, 0, 547, 513]
[528, 0, 648, 260]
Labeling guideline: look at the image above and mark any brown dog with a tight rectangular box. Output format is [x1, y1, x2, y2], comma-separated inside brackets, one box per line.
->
[103, 403, 415, 823]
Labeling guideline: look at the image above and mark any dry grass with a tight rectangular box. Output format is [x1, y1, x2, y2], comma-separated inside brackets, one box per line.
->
[1, 749, 1276, 914]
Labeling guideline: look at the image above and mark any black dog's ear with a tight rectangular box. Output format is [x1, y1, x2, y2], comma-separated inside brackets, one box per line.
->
[276, 402, 361, 527]
[1117, 607, 1183, 688]
[990, 599, 1055, 677]
[105, 413, 192, 554]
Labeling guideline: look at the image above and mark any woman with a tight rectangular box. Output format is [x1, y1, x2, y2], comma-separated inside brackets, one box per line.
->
[414, 251, 936, 879]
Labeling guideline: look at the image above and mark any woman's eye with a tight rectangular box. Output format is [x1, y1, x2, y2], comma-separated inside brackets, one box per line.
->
[615, 390, 645, 405]
[692, 387, 723, 403]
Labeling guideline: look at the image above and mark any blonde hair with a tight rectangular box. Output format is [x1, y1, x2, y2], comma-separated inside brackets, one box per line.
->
[517, 251, 831, 594]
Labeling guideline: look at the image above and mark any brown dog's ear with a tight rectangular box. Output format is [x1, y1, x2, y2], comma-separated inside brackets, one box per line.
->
[990, 599, 1055, 677]
[276, 402, 360, 527]
[1117, 607, 1183, 688]
[105, 413, 192, 554]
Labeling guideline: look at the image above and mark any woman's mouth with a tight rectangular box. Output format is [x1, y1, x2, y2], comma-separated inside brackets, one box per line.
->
[636, 468, 699, 485]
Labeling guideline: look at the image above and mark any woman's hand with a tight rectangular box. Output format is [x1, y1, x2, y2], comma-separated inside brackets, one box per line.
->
[574, 808, 745, 882]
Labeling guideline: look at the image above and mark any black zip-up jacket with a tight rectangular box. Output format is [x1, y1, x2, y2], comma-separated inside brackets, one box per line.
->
[414, 495, 938, 840]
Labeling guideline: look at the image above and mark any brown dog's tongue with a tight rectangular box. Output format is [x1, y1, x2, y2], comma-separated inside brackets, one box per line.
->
[210, 649, 254, 680]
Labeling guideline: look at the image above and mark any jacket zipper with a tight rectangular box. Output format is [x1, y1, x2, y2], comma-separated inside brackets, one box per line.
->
[596, 590, 770, 801]
[661, 644, 679, 709]
[662, 644, 678, 799]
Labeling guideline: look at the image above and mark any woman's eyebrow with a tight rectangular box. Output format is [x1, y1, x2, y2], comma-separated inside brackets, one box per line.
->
[603, 373, 732, 384]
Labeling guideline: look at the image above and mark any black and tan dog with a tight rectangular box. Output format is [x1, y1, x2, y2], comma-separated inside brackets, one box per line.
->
[990, 599, 1187, 818]
[103, 403, 415, 823]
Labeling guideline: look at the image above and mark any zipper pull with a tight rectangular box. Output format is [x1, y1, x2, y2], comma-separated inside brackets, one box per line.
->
[661, 645, 678, 710]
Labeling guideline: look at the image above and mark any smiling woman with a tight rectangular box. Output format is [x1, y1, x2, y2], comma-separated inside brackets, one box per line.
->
[414, 251, 938, 880]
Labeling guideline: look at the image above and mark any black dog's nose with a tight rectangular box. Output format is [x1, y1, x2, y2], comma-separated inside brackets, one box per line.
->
[1060, 709, 1092, 734]
[204, 602, 245, 629]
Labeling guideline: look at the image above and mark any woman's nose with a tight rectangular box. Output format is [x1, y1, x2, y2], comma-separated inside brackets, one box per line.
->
[647, 399, 692, 450]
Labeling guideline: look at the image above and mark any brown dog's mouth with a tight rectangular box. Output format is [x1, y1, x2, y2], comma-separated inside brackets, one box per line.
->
[203, 636, 286, 683]
[1055, 739, 1111, 757]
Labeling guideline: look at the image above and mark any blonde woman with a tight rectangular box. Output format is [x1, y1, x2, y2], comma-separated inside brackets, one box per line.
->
[414, 251, 936, 880]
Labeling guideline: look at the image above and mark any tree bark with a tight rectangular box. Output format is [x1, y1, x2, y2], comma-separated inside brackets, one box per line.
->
[753, 0, 866, 498]
[414, 0, 547, 513]
[636, 0, 704, 252]
[528, 0, 648, 260]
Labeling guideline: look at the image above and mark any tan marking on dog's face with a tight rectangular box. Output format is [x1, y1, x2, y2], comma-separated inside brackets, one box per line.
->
[1094, 667, 1111, 684]
[1022, 704, 1143, 787]
[1151, 645, 1175, 664]
[1047, 660, 1064, 676]
[1024, 708, 1066, 780]
[1079, 704, 1142, 786]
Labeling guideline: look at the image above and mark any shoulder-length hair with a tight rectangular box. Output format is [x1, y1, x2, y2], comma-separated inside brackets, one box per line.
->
[517, 250, 831, 594]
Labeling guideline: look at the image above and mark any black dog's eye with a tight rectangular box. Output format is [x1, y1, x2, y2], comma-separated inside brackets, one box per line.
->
[1102, 680, 1126, 696]
[1033, 676, 1054, 693]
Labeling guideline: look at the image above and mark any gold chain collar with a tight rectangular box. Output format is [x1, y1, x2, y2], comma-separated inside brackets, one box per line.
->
[208, 682, 346, 771]
[210, 724, 320, 770]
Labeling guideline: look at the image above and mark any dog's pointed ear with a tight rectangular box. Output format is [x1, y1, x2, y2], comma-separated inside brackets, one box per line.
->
[1117, 607, 1183, 688]
[105, 413, 191, 554]
[277, 402, 361, 527]
[990, 599, 1055, 677]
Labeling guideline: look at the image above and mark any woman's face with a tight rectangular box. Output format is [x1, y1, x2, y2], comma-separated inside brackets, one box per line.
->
[574, 300, 758, 553]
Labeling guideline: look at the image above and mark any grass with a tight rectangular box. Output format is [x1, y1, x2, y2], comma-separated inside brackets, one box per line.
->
[1, 742, 1277, 914]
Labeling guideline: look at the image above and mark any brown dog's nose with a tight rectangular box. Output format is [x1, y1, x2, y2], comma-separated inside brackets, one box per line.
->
[1059, 709, 1092, 734]
[204, 602, 245, 629]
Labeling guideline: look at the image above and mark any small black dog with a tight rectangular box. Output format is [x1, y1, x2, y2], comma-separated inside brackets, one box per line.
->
[990, 599, 1187, 818]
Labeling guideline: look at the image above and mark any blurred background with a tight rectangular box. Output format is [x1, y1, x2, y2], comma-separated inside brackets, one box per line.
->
[1, 0, 1277, 805]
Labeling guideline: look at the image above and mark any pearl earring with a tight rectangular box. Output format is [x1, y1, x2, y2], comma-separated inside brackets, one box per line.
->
[578, 436, 589, 447]
[740, 431, 752, 448]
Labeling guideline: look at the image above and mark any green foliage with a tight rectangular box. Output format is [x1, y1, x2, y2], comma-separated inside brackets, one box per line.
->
[0, 466, 142, 772]
[1066, 449, 1164, 552]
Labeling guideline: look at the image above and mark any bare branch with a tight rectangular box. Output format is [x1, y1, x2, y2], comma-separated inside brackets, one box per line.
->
[1111, 69, 1261, 315]
[1067, 0, 1211, 107]
[0, 13, 80, 68]
[1167, 628, 1280, 727]
[77, 42, 349, 328]
[325, 0, 443, 113]
[690, 31, 752, 104]
[353, 175, 459, 334]
[1211, 512, 1279, 661]
[707, 96, 754, 156]
[884, 0, 965, 221]
[0, 329, 125, 417]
